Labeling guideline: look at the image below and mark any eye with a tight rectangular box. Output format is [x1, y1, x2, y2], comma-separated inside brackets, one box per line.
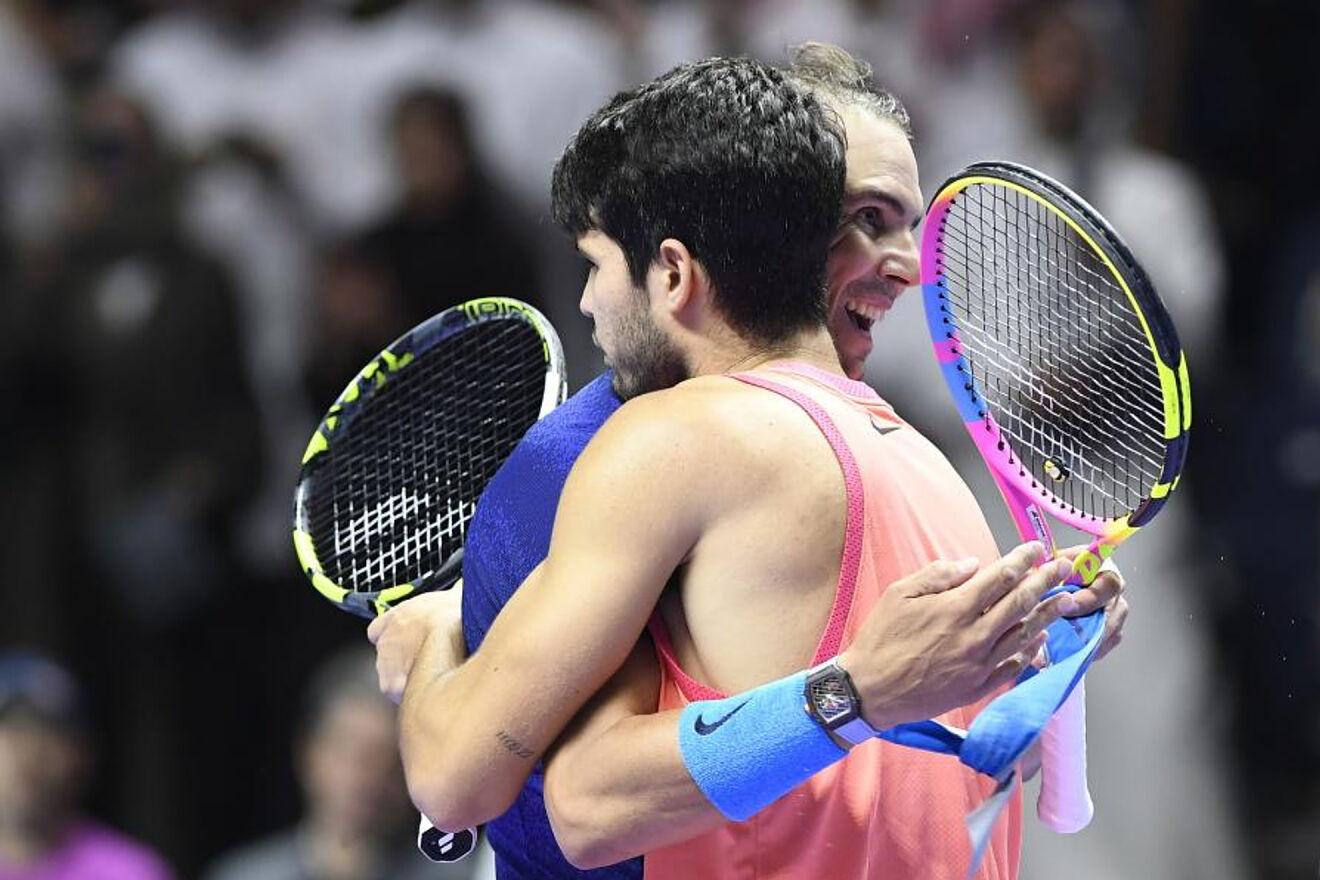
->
[854, 206, 885, 237]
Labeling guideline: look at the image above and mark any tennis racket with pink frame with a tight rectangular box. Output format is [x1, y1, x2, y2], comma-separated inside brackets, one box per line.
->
[921, 161, 1192, 831]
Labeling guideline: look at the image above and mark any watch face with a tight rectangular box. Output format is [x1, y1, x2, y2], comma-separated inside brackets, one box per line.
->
[808, 673, 856, 725]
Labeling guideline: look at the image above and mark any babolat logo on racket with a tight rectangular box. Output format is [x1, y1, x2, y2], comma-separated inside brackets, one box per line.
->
[460, 297, 553, 362]
[462, 297, 535, 321]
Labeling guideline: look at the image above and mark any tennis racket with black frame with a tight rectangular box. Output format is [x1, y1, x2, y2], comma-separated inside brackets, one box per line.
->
[292, 296, 567, 861]
[921, 161, 1191, 832]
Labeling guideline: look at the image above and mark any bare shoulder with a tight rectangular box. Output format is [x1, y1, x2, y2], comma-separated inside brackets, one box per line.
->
[574, 376, 829, 497]
[567, 380, 732, 490]
[587, 376, 791, 457]
[549, 381, 753, 558]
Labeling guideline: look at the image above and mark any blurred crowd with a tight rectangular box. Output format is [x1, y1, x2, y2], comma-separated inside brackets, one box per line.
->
[0, 0, 1316, 878]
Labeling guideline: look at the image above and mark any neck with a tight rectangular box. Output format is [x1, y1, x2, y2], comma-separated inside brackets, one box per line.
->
[687, 324, 842, 379]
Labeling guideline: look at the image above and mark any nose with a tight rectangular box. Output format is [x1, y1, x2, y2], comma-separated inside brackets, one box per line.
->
[879, 229, 920, 288]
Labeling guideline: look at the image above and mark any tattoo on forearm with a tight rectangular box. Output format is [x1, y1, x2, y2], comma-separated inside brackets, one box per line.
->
[495, 730, 535, 760]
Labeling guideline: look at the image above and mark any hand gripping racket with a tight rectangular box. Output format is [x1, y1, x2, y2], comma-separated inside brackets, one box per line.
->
[921, 161, 1191, 832]
[292, 297, 566, 861]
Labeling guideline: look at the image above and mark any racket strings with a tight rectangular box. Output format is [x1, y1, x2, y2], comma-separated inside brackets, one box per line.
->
[937, 184, 1167, 520]
[305, 320, 547, 592]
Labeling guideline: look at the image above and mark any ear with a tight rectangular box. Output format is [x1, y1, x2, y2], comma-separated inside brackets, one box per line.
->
[650, 238, 709, 318]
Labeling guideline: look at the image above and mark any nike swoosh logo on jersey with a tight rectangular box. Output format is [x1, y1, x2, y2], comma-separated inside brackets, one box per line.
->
[693, 700, 749, 735]
[871, 417, 901, 436]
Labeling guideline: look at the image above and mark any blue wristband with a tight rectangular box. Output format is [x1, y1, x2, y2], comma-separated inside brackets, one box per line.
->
[678, 670, 848, 822]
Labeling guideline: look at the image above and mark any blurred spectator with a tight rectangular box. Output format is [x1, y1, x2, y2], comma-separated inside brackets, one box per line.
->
[358, 87, 544, 325]
[302, 240, 404, 409]
[16, 86, 263, 867]
[1008, 0, 1224, 366]
[618, 0, 862, 82]
[361, 0, 622, 213]
[202, 647, 489, 880]
[111, 0, 368, 232]
[0, 653, 174, 880]
[33, 87, 262, 630]
[183, 135, 319, 575]
[0, 2, 66, 257]
[348, 0, 621, 383]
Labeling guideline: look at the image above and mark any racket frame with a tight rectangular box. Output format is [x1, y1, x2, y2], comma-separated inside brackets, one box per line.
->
[921, 161, 1194, 835]
[920, 161, 1191, 580]
[292, 297, 566, 618]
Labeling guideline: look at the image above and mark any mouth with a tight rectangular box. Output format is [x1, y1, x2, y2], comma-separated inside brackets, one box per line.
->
[841, 295, 894, 333]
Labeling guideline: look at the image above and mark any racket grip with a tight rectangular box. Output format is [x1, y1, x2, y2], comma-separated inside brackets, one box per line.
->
[417, 815, 478, 863]
[1036, 679, 1093, 833]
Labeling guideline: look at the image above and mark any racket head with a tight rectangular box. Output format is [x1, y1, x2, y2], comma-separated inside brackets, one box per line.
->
[292, 297, 566, 619]
[920, 161, 1191, 539]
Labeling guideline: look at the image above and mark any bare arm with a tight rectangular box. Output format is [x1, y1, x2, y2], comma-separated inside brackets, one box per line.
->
[542, 637, 721, 868]
[383, 395, 708, 831]
[542, 546, 1080, 866]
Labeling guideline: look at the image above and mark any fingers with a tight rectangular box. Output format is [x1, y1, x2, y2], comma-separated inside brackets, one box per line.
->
[1094, 596, 1129, 662]
[375, 637, 412, 704]
[893, 555, 982, 598]
[366, 608, 391, 645]
[985, 589, 1073, 667]
[1062, 569, 1123, 617]
[368, 607, 418, 703]
[977, 554, 1073, 637]
[958, 542, 1048, 615]
[982, 631, 1047, 693]
[1054, 545, 1086, 562]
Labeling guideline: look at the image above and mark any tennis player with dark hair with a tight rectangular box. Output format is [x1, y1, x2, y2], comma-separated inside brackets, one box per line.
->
[370, 48, 1126, 879]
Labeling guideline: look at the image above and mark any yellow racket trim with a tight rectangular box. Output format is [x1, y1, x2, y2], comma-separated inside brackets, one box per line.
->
[934, 175, 1184, 442]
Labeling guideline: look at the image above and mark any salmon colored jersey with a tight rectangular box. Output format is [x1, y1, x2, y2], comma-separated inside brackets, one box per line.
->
[645, 362, 1022, 880]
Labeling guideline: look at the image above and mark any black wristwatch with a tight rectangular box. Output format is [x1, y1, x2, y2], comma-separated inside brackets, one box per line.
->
[804, 657, 880, 745]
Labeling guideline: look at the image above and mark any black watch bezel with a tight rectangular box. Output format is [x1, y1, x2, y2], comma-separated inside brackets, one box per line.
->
[804, 660, 863, 730]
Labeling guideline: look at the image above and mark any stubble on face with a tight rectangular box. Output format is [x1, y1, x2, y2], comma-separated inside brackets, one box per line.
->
[608, 293, 689, 401]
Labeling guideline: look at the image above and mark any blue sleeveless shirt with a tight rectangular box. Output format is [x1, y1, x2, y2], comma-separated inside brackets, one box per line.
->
[462, 372, 641, 880]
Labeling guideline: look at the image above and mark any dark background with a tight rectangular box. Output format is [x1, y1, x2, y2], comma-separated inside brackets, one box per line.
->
[0, 0, 1316, 877]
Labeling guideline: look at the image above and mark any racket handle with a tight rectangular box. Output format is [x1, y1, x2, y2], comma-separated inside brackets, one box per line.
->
[417, 815, 478, 863]
[1036, 679, 1093, 833]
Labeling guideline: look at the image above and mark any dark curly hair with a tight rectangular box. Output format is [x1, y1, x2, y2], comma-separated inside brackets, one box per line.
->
[552, 56, 846, 347]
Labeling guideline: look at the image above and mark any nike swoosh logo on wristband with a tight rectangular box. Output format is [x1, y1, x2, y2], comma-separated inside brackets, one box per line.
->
[693, 700, 750, 735]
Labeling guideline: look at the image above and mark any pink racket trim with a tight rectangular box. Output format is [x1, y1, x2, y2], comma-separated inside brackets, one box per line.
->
[970, 410, 1130, 536]
[921, 194, 954, 286]
[927, 186, 1095, 833]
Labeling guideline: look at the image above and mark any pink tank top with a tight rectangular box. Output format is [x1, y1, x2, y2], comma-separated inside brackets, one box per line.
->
[645, 362, 1022, 880]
